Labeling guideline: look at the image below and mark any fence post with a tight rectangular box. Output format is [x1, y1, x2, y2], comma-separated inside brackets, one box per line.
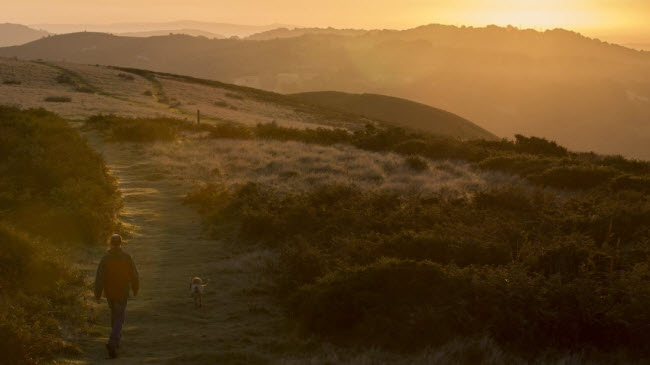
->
[197, 109, 201, 124]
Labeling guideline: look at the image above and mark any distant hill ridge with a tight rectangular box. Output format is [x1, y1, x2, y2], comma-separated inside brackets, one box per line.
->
[2, 23, 649, 158]
[118, 29, 224, 39]
[0, 23, 50, 47]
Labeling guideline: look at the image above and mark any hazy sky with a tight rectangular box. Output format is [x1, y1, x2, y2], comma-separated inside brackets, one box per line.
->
[3, 0, 649, 37]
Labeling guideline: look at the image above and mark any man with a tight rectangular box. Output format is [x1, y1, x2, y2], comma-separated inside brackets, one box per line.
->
[94, 234, 139, 359]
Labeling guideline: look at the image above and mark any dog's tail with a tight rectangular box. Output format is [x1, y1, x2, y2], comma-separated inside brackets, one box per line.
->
[202, 279, 209, 287]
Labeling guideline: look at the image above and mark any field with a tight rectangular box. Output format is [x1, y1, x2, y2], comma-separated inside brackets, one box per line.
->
[2, 57, 650, 364]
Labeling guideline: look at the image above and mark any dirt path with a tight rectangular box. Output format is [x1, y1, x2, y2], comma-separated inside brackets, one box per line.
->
[57, 134, 298, 364]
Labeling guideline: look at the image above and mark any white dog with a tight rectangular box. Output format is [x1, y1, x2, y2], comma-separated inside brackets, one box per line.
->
[189, 277, 209, 308]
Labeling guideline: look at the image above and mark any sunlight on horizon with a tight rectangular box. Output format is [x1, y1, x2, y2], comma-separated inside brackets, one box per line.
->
[1, 0, 649, 43]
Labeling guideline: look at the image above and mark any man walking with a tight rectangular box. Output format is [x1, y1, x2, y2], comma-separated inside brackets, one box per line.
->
[94, 234, 139, 359]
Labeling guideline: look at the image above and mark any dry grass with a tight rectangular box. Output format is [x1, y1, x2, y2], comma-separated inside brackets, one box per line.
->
[146, 136, 518, 196]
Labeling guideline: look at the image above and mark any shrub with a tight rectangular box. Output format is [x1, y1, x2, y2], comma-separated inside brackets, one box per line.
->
[56, 73, 74, 85]
[187, 180, 650, 354]
[405, 156, 428, 171]
[75, 86, 94, 93]
[44, 96, 72, 102]
[2, 79, 21, 85]
[1, 107, 121, 242]
[531, 165, 619, 190]
[117, 73, 135, 81]
[514, 134, 568, 157]
[225, 92, 244, 100]
[0, 107, 120, 363]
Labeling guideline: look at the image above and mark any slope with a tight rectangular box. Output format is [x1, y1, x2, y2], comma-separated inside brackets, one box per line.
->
[0, 57, 494, 139]
[0, 23, 50, 47]
[291, 91, 496, 140]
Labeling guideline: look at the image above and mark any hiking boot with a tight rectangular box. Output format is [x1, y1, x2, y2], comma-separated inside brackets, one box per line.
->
[106, 343, 118, 359]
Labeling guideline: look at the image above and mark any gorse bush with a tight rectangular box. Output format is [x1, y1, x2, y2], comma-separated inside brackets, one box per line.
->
[186, 182, 650, 353]
[2, 107, 121, 242]
[0, 107, 121, 364]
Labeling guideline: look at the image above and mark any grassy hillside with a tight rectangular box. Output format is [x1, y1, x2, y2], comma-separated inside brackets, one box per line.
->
[80, 113, 650, 360]
[0, 57, 495, 140]
[291, 91, 496, 140]
[0, 107, 121, 364]
[0, 23, 50, 47]
[2, 25, 650, 157]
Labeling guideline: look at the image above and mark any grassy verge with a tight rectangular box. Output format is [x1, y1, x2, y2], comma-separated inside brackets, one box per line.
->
[0, 106, 121, 364]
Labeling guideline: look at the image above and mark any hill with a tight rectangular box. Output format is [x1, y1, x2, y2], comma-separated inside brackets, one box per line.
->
[1, 24, 649, 158]
[247, 27, 367, 40]
[3, 57, 650, 364]
[0, 23, 50, 47]
[291, 91, 495, 139]
[0, 57, 492, 140]
[119, 29, 224, 38]
[31, 21, 292, 38]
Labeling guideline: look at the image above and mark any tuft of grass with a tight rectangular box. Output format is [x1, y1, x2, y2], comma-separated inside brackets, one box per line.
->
[224, 92, 244, 100]
[117, 73, 135, 81]
[44, 96, 72, 103]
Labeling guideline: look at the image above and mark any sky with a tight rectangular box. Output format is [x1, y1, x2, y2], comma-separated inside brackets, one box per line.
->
[2, 0, 649, 41]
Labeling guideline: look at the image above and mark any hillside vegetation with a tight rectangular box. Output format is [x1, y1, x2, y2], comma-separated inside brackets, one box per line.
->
[0, 107, 120, 364]
[3, 24, 649, 157]
[84, 114, 650, 359]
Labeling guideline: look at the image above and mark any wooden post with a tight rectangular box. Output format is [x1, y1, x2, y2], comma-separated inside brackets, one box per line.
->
[197, 109, 201, 124]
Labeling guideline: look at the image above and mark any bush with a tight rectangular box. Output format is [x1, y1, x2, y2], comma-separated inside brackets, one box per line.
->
[514, 134, 568, 157]
[117, 73, 135, 81]
[0, 107, 120, 363]
[1, 107, 121, 242]
[531, 165, 619, 190]
[187, 181, 650, 354]
[2, 79, 21, 85]
[44, 96, 71, 103]
[405, 156, 428, 171]
[225, 92, 244, 100]
[56, 73, 74, 85]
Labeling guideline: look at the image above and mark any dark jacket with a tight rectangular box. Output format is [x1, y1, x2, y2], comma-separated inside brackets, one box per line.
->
[94, 247, 139, 300]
